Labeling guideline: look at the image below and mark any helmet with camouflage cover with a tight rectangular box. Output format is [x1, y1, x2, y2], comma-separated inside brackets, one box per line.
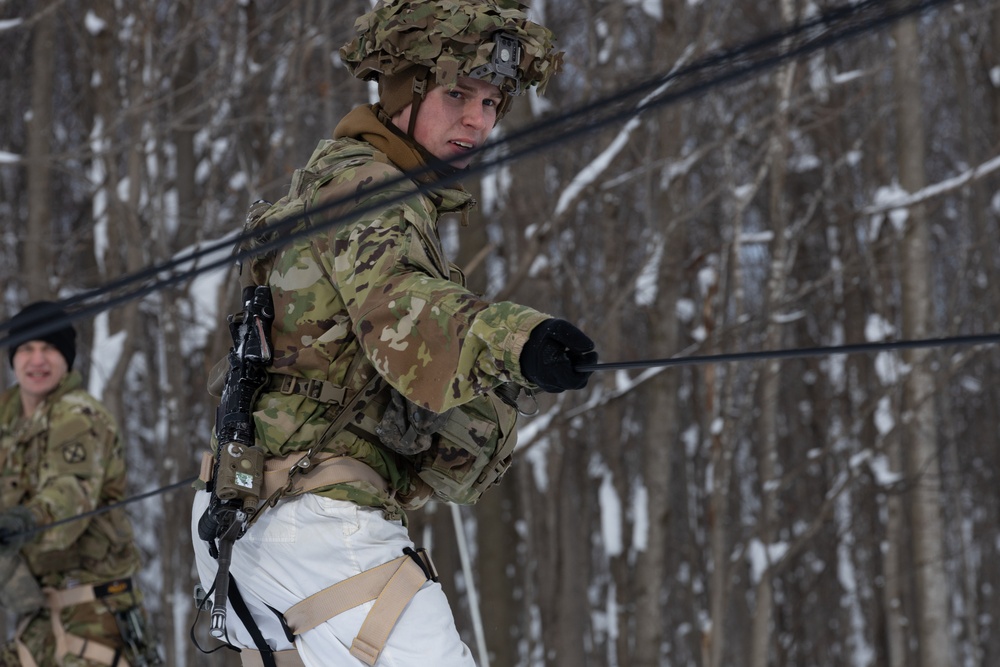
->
[340, 0, 563, 127]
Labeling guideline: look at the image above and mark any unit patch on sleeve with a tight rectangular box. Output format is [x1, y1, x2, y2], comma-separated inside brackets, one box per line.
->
[62, 442, 87, 464]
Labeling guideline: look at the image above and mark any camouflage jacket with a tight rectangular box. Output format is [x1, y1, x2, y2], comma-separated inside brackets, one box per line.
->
[246, 105, 549, 515]
[0, 372, 140, 588]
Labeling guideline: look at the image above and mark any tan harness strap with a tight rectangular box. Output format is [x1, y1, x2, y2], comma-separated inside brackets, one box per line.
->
[348, 556, 431, 666]
[198, 450, 390, 503]
[199, 449, 215, 485]
[48, 583, 133, 667]
[62, 634, 131, 667]
[240, 648, 307, 667]
[283, 550, 437, 666]
[15, 615, 38, 667]
[14, 582, 133, 667]
[261, 452, 389, 499]
[283, 556, 406, 634]
[47, 582, 100, 607]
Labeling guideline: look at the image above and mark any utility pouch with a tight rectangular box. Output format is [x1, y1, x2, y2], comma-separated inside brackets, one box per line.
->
[414, 391, 519, 505]
[0, 552, 43, 615]
[376, 390, 454, 456]
[369, 387, 519, 505]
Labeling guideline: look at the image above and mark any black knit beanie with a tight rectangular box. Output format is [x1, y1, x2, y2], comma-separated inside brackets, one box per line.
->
[7, 301, 77, 370]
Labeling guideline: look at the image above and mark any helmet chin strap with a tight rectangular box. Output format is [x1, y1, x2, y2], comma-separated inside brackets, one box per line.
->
[407, 70, 430, 137]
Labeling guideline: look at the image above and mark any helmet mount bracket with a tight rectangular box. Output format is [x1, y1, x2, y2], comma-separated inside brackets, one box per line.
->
[469, 32, 523, 95]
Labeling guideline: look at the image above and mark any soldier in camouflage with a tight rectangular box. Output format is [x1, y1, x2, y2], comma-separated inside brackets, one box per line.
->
[0, 302, 161, 667]
[192, 2, 596, 665]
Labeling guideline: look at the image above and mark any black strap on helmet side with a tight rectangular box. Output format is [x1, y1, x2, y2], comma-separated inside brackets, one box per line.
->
[407, 69, 430, 136]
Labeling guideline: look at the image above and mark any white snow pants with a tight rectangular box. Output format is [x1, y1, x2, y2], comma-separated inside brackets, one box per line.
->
[191, 490, 476, 666]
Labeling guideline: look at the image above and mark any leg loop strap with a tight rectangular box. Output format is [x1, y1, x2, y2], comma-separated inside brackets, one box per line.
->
[15, 581, 135, 667]
[15, 614, 39, 667]
[282, 548, 437, 666]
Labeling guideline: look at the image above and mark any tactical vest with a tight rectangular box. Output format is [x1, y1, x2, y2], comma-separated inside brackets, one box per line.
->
[233, 138, 520, 511]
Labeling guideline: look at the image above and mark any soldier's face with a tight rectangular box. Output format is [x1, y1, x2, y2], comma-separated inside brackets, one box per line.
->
[394, 76, 502, 168]
[12, 341, 68, 404]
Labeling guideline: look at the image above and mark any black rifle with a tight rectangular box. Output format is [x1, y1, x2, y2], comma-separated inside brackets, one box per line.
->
[198, 284, 273, 639]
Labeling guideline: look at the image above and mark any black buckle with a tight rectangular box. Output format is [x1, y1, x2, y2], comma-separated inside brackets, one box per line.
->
[93, 578, 134, 599]
[266, 603, 297, 644]
[403, 547, 438, 583]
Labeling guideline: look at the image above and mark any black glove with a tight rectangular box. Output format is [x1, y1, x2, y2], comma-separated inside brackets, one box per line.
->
[520, 319, 598, 393]
[0, 506, 36, 558]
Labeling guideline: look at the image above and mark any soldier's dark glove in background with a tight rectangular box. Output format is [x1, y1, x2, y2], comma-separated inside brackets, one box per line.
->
[0, 506, 36, 557]
[520, 319, 597, 393]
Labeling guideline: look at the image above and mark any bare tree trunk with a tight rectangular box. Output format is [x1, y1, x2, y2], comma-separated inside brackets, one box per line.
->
[551, 427, 589, 667]
[24, 1, 56, 300]
[876, 389, 908, 667]
[892, 15, 951, 667]
[703, 272, 733, 667]
[633, 187, 679, 667]
[992, 5, 1000, 137]
[472, 484, 519, 666]
[171, 0, 200, 248]
[750, 47, 795, 667]
[945, 26, 986, 665]
[634, 3, 683, 662]
[458, 183, 520, 666]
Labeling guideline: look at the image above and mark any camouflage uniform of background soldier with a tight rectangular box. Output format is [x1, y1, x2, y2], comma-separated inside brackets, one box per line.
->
[0, 302, 161, 667]
[191, 1, 597, 666]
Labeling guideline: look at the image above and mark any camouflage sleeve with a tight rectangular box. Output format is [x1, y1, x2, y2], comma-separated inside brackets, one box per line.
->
[26, 405, 120, 552]
[329, 192, 549, 412]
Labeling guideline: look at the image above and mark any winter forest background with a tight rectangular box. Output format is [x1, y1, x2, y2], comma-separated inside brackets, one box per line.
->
[3, 0, 1000, 665]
